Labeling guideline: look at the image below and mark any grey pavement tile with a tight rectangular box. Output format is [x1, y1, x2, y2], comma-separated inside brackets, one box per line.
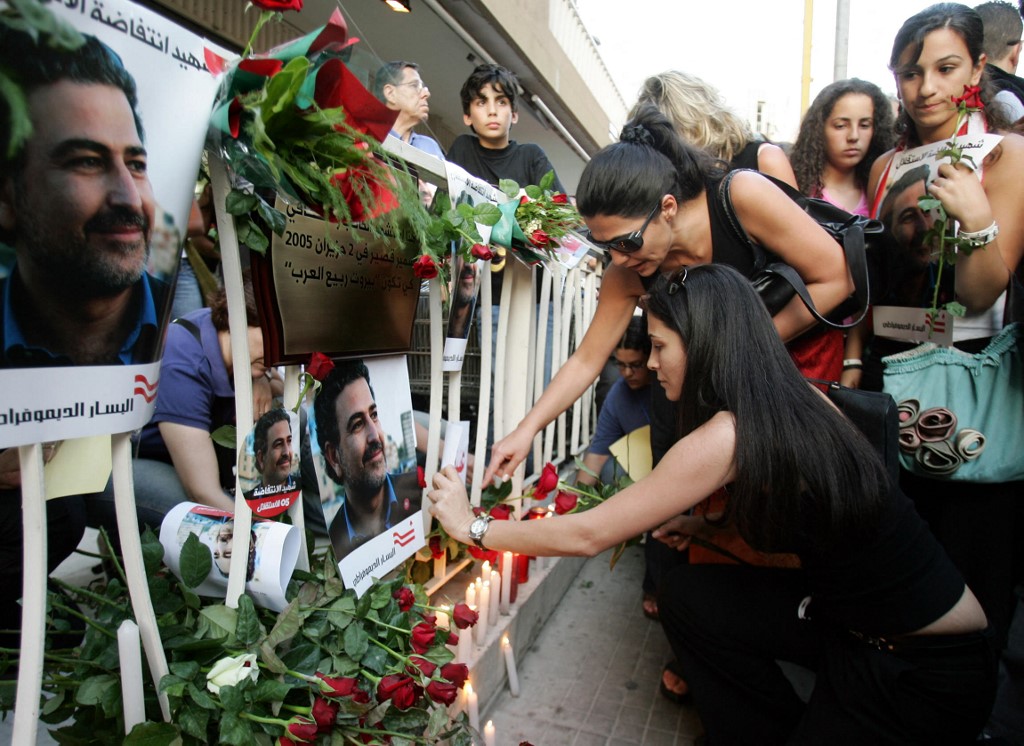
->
[641, 729, 680, 746]
[616, 704, 650, 727]
[544, 722, 584, 744]
[612, 717, 647, 741]
[572, 731, 609, 746]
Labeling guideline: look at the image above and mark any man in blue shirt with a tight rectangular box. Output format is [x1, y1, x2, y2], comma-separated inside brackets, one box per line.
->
[373, 61, 444, 160]
[315, 360, 420, 561]
[0, 30, 167, 368]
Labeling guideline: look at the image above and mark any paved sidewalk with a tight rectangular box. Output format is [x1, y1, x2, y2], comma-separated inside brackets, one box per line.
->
[482, 546, 705, 746]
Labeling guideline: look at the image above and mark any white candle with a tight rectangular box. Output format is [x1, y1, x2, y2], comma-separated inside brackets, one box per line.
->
[481, 560, 491, 577]
[502, 634, 520, 696]
[466, 581, 476, 610]
[465, 682, 480, 731]
[488, 569, 500, 623]
[457, 616, 473, 664]
[484, 720, 496, 746]
[476, 581, 490, 644]
[500, 551, 513, 615]
[436, 604, 450, 630]
[117, 620, 145, 732]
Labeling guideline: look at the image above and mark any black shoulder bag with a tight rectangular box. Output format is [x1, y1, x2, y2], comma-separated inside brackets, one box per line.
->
[808, 379, 900, 483]
[718, 169, 885, 329]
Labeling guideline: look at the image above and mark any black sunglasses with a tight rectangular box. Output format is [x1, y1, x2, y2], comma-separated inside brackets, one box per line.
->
[586, 201, 662, 254]
[667, 266, 688, 295]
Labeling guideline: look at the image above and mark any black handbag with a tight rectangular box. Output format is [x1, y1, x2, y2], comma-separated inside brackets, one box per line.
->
[718, 169, 885, 329]
[808, 379, 900, 483]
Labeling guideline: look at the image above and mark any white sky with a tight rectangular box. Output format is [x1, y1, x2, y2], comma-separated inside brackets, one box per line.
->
[576, 0, 947, 142]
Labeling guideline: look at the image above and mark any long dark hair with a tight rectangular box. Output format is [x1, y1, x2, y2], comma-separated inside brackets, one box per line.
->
[791, 79, 896, 196]
[576, 104, 726, 219]
[643, 264, 888, 552]
[890, 3, 1010, 140]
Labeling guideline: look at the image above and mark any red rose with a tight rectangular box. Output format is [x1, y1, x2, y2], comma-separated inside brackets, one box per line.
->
[428, 535, 444, 559]
[519, 195, 529, 205]
[530, 229, 551, 248]
[489, 504, 513, 520]
[238, 58, 284, 78]
[252, 0, 303, 11]
[407, 656, 436, 678]
[953, 85, 984, 110]
[446, 630, 459, 645]
[426, 679, 459, 705]
[410, 621, 437, 653]
[377, 674, 418, 710]
[413, 254, 438, 280]
[316, 674, 369, 703]
[311, 698, 339, 733]
[533, 462, 559, 500]
[553, 491, 578, 515]
[286, 716, 319, 743]
[551, 193, 569, 204]
[393, 586, 415, 612]
[307, 352, 334, 382]
[417, 466, 427, 489]
[278, 738, 297, 746]
[451, 603, 478, 629]
[471, 243, 494, 261]
[440, 662, 469, 688]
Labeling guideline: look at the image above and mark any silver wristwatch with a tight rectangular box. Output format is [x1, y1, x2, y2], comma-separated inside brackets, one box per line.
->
[468, 515, 494, 550]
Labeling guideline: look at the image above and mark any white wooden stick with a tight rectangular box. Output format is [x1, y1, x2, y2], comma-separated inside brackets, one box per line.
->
[470, 261, 493, 506]
[112, 432, 171, 719]
[12, 443, 47, 745]
[208, 153, 255, 609]
[284, 366, 309, 572]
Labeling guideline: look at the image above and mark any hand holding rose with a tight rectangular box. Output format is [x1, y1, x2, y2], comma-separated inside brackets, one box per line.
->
[427, 466, 476, 543]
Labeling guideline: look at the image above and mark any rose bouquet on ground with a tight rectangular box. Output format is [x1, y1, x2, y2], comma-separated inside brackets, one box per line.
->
[0, 529, 477, 745]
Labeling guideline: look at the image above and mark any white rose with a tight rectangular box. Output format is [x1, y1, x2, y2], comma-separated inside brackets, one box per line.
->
[206, 653, 259, 695]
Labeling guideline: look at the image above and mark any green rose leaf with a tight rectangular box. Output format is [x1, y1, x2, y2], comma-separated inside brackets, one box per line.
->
[539, 170, 556, 192]
[473, 202, 502, 226]
[158, 674, 188, 698]
[199, 604, 238, 640]
[253, 677, 293, 703]
[918, 196, 943, 212]
[217, 681, 247, 713]
[342, 621, 369, 660]
[123, 721, 182, 746]
[185, 681, 219, 710]
[74, 673, 119, 706]
[179, 700, 210, 741]
[235, 595, 263, 647]
[326, 595, 355, 630]
[524, 184, 543, 201]
[210, 424, 237, 449]
[358, 644, 389, 676]
[498, 178, 521, 199]
[179, 533, 213, 589]
[945, 301, 967, 317]
[225, 190, 259, 216]
[40, 688, 65, 716]
[140, 528, 165, 575]
[217, 711, 254, 746]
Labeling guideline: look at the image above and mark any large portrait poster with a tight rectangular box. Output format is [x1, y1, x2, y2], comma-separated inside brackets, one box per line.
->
[307, 355, 424, 596]
[0, 0, 223, 447]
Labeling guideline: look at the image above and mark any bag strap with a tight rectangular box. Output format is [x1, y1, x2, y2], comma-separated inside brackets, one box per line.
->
[718, 169, 870, 330]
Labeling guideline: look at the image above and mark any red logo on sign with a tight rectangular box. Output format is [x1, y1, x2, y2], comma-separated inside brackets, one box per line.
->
[393, 526, 416, 547]
[134, 374, 159, 402]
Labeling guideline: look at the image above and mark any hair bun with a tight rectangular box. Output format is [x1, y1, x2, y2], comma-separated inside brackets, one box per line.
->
[620, 123, 655, 147]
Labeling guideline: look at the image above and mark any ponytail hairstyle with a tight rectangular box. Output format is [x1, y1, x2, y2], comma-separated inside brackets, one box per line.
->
[577, 104, 725, 220]
[890, 3, 1010, 141]
[791, 78, 896, 197]
[643, 264, 888, 552]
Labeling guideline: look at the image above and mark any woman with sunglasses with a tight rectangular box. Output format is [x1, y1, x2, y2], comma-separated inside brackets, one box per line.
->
[436, 264, 994, 743]
[484, 105, 851, 484]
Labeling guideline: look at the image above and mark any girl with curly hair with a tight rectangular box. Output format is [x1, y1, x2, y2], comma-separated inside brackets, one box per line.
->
[791, 78, 895, 215]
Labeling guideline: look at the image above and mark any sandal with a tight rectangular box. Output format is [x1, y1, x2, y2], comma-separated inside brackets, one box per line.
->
[659, 659, 691, 705]
[642, 593, 659, 621]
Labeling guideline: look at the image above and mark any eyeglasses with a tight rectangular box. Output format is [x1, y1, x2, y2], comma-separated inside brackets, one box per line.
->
[667, 266, 688, 295]
[614, 361, 646, 372]
[396, 80, 428, 94]
[586, 201, 662, 254]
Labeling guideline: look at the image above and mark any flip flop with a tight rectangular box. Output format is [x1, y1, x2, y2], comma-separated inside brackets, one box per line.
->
[642, 593, 659, 621]
[659, 659, 691, 705]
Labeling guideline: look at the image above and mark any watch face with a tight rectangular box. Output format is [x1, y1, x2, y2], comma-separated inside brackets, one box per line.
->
[469, 517, 488, 538]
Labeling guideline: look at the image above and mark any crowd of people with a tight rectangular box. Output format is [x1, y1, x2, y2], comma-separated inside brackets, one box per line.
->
[2, 0, 1023, 741]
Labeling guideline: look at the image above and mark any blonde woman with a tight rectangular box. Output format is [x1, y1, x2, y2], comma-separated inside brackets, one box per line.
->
[632, 70, 798, 187]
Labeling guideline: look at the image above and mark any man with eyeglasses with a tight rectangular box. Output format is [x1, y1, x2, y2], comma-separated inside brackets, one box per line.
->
[977, 2, 1024, 121]
[372, 60, 444, 160]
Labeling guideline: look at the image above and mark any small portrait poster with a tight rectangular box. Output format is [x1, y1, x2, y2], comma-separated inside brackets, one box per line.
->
[307, 355, 424, 596]
[240, 408, 301, 518]
[159, 502, 302, 612]
[0, 0, 224, 447]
